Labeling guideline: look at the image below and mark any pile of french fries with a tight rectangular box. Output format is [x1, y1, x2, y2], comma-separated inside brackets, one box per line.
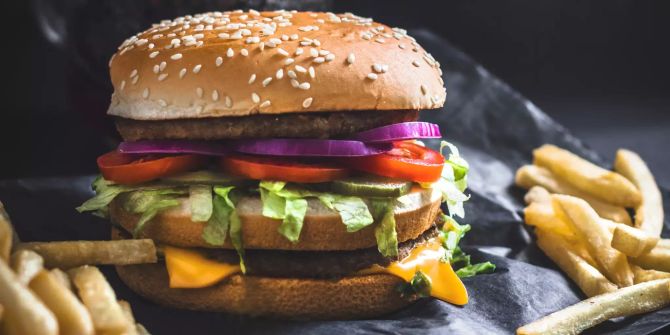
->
[515, 145, 669, 334]
[0, 201, 157, 335]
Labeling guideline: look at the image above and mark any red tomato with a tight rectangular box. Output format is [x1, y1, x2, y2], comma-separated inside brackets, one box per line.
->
[220, 155, 349, 183]
[345, 142, 445, 182]
[97, 151, 205, 184]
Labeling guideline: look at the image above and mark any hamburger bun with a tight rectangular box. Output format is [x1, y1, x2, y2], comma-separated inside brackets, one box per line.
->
[110, 187, 442, 250]
[108, 11, 445, 120]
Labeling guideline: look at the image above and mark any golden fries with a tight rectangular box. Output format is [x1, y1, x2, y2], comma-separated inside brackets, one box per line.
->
[536, 229, 617, 297]
[9, 249, 44, 285]
[516, 164, 632, 224]
[658, 239, 670, 249]
[614, 149, 664, 236]
[69, 265, 133, 335]
[119, 300, 139, 335]
[533, 145, 641, 208]
[517, 279, 670, 335]
[50, 268, 73, 291]
[524, 201, 579, 243]
[0, 201, 13, 262]
[0, 259, 58, 335]
[611, 222, 659, 257]
[30, 270, 94, 335]
[523, 186, 552, 205]
[631, 246, 670, 272]
[553, 195, 634, 287]
[632, 265, 670, 284]
[19, 239, 157, 269]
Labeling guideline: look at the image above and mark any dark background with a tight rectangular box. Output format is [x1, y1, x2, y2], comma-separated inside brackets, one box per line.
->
[3, 0, 669, 186]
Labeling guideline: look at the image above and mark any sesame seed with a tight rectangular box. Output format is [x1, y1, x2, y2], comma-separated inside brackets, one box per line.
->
[375, 38, 385, 43]
[179, 68, 187, 78]
[131, 75, 139, 84]
[249, 9, 260, 16]
[158, 73, 169, 81]
[120, 80, 126, 90]
[142, 88, 150, 99]
[302, 97, 313, 108]
[248, 74, 256, 84]
[325, 53, 335, 62]
[262, 77, 273, 87]
[252, 93, 260, 103]
[212, 90, 219, 101]
[193, 64, 202, 73]
[277, 48, 289, 57]
[225, 96, 233, 108]
[298, 82, 310, 90]
[319, 50, 330, 56]
[295, 48, 304, 56]
[420, 85, 427, 95]
[196, 87, 203, 98]
[149, 51, 159, 58]
[412, 60, 420, 67]
[346, 53, 355, 64]
[260, 100, 271, 108]
[284, 58, 295, 65]
[216, 56, 223, 67]
[290, 34, 299, 40]
[276, 69, 284, 79]
[300, 41, 312, 46]
[241, 48, 249, 56]
[130, 69, 138, 78]
[367, 73, 378, 80]
[308, 66, 315, 78]
[226, 48, 234, 58]
[295, 65, 307, 73]
[310, 48, 319, 57]
[171, 53, 183, 60]
[287, 70, 297, 79]
[159, 61, 167, 71]
[259, 42, 265, 51]
[290, 79, 299, 88]
[313, 39, 321, 46]
[313, 57, 325, 64]
[153, 65, 160, 74]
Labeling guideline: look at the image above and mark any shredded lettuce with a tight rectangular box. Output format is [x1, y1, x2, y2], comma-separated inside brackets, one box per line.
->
[76, 176, 128, 216]
[123, 189, 187, 236]
[203, 191, 231, 246]
[421, 141, 471, 218]
[370, 198, 398, 257]
[455, 261, 496, 278]
[318, 194, 374, 232]
[441, 214, 496, 278]
[189, 185, 213, 222]
[397, 270, 432, 298]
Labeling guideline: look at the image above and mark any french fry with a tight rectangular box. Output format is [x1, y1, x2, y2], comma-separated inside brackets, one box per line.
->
[0, 259, 58, 335]
[554, 195, 634, 287]
[18, 239, 157, 269]
[524, 201, 579, 243]
[0, 201, 13, 262]
[50, 268, 72, 291]
[632, 265, 670, 284]
[533, 145, 641, 208]
[118, 300, 139, 335]
[610, 223, 659, 257]
[536, 229, 617, 297]
[69, 265, 133, 335]
[30, 270, 94, 335]
[9, 249, 44, 285]
[137, 323, 151, 335]
[614, 149, 664, 237]
[524, 186, 552, 205]
[631, 246, 670, 272]
[515, 164, 632, 224]
[516, 279, 670, 335]
[658, 239, 670, 249]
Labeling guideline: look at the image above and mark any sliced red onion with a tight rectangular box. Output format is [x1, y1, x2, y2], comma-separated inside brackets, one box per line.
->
[353, 122, 441, 143]
[118, 140, 230, 156]
[233, 139, 390, 157]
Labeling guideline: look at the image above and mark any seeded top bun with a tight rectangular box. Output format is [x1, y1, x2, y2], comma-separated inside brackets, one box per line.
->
[108, 10, 446, 120]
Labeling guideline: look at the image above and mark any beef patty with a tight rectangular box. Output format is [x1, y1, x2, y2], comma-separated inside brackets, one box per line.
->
[115, 109, 419, 141]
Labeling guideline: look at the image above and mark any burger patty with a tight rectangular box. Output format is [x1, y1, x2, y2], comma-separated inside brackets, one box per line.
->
[115, 109, 419, 141]
[196, 223, 440, 279]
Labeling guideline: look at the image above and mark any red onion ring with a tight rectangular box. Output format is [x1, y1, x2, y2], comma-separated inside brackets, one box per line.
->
[233, 139, 390, 157]
[353, 122, 441, 143]
[118, 140, 230, 156]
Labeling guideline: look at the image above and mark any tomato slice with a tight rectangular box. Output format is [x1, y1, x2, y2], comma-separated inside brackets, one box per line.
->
[345, 141, 445, 182]
[97, 150, 206, 184]
[220, 155, 349, 183]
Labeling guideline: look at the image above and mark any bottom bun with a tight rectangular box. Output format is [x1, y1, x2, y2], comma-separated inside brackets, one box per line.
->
[116, 263, 415, 319]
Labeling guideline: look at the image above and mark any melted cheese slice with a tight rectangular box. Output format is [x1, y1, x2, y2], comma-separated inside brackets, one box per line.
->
[163, 240, 468, 305]
[164, 246, 240, 288]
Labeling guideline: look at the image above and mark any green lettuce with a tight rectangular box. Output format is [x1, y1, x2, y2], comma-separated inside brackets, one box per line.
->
[397, 270, 432, 298]
[122, 189, 187, 236]
[318, 194, 374, 232]
[370, 198, 398, 257]
[441, 214, 496, 278]
[200, 186, 246, 272]
[424, 141, 471, 218]
[189, 185, 213, 222]
[76, 176, 128, 216]
[455, 261, 496, 278]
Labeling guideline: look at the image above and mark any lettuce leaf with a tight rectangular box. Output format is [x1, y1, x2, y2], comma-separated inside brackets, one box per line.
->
[134, 198, 181, 236]
[278, 197, 308, 243]
[189, 185, 213, 222]
[318, 194, 374, 232]
[76, 176, 128, 216]
[421, 141, 471, 218]
[204, 186, 246, 272]
[441, 214, 496, 278]
[455, 261, 496, 278]
[370, 198, 398, 257]
[397, 270, 432, 298]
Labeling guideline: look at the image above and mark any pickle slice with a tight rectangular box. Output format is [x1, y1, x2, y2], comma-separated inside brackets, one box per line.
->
[330, 177, 413, 197]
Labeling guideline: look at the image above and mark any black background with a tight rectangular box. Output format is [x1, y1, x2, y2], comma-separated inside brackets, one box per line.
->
[3, 0, 669, 186]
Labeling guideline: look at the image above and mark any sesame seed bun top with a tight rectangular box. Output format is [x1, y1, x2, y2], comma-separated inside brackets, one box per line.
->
[108, 10, 446, 121]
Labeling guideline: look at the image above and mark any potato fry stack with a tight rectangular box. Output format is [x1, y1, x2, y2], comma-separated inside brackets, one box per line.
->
[516, 145, 669, 334]
[0, 201, 154, 335]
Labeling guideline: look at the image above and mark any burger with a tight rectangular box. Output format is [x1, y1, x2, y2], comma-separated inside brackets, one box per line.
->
[78, 9, 493, 319]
